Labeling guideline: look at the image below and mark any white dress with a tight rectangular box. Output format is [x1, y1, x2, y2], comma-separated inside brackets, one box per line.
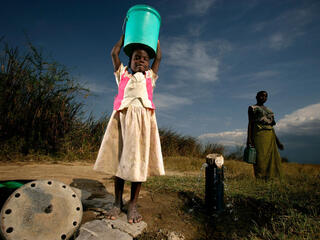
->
[93, 65, 165, 182]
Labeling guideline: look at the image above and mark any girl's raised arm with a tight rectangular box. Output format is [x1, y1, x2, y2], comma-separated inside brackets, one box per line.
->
[151, 40, 161, 74]
[111, 35, 124, 72]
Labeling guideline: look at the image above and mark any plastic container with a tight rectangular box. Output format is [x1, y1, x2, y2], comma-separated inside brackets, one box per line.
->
[123, 4, 161, 58]
[243, 146, 256, 164]
[0, 181, 24, 189]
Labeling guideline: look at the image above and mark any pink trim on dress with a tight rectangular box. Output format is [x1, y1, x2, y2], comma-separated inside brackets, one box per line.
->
[146, 73, 155, 109]
[113, 73, 130, 110]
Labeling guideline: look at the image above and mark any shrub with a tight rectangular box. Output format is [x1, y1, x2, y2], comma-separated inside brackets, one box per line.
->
[0, 40, 88, 154]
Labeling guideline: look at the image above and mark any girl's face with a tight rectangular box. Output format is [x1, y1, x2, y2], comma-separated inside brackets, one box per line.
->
[130, 49, 150, 73]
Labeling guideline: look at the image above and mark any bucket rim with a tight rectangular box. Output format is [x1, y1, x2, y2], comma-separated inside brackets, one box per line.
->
[126, 4, 161, 22]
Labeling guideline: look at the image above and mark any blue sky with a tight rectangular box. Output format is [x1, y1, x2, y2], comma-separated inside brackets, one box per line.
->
[2, 0, 320, 164]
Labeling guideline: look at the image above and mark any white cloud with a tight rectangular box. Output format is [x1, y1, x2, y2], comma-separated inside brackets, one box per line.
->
[84, 82, 113, 94]
[230, 70, 281, 99]
[198, 129, 247, 146]
[249, 70, 280, 80]
[162, 37, 221, 82]
[187, 0, 217, 16]
[166, 0, 217, 21]
[275, 103, 320, 136]
[154, 93, 193, 109]
[268, 33, 290, 50]
[253, 7, 315, 50]
[187, 21, 207, 37]
[79, 75, 114, 94]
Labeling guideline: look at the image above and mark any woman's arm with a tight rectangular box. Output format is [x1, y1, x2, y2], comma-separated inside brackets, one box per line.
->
[151, 40, 161, 74]
[111, 35, 124, 72]
[247, 106, 254, 147]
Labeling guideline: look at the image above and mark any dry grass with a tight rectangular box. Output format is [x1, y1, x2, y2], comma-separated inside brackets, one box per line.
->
[144, 159, 320, 240]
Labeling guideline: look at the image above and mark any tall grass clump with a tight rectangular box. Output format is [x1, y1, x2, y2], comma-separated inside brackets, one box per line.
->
[0, 40, 88, 156]
[159, 128, 201, 156]
[60, 113, 109, 161]
[159, 128, 224, 157]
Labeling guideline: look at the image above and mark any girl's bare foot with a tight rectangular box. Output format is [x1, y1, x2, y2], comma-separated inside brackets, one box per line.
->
[105, 205, 121, 220]
[127, 203, 142, 224]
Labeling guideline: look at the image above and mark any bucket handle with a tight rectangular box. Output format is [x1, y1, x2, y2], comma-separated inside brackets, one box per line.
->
[122, 16, 128, 34]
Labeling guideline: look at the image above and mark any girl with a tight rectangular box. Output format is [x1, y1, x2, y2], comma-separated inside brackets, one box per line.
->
[247, 91, 284, 180]
[93, 35, 165, 223]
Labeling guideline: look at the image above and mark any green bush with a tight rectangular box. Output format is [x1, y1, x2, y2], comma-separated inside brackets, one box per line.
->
[0, 40, 88, 154]
[159, 128, 224, 157]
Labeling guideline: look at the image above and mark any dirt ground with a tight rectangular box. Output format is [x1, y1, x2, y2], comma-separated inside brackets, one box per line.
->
[0, 161, 207, 240]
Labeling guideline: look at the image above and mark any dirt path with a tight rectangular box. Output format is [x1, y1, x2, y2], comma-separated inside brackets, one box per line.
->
[0, 161, 107, 183]
[0, 161, 197, 181]
[0, 162, 202, 239]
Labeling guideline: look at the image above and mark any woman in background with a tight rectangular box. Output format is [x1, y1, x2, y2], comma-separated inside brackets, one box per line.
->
[247, 91, 284, 179]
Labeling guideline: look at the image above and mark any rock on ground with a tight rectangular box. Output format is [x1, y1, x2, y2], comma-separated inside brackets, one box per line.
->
[76, 220, 132, 240]
[104, 213, 148, 238]
[168, 231, 185, 240]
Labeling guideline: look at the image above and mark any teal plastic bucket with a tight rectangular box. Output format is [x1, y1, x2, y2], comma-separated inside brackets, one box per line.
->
[123, 4, 161, 59]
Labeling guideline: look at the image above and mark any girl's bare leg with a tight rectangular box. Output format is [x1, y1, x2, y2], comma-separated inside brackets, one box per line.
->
[105, 177, 124, 219]
[127, 182, 142, 223]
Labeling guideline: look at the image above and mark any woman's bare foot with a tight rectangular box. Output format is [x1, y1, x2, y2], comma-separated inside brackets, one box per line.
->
[127, 203, 142, 224]
[105, 205, 121, 220]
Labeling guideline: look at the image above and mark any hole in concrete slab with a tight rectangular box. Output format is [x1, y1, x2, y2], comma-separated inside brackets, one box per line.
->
[76, 207, 80, 211]
[44, 204, 53, 214]
[72, 194, 76, 198]
[31, 183, 36, 187]
[48, 181, 52, 185]
[62, 185, 66, 188]
[6, 227, 13, 233]
[14, 193, 20, 198]
[73, 221, 77, 226]
[5, 209, 12, 214]
[61, 234, 66, 239]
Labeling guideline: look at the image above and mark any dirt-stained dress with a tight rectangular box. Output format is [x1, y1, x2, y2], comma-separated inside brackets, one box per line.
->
[93, 64, 165, 182]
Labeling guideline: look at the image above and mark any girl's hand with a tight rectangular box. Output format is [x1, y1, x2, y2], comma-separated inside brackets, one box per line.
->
[151, 40, 161, 74]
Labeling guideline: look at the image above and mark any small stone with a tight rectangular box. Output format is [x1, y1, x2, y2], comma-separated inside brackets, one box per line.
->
[226, 203, 233, 208]
[168, 231, 185, 240]
[103, 213, 147, 238]
[96, 214, 105, 220]
[76, 220, 132, 240]
[83, 196, 114, 209]
[87, 207, 108, 215]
